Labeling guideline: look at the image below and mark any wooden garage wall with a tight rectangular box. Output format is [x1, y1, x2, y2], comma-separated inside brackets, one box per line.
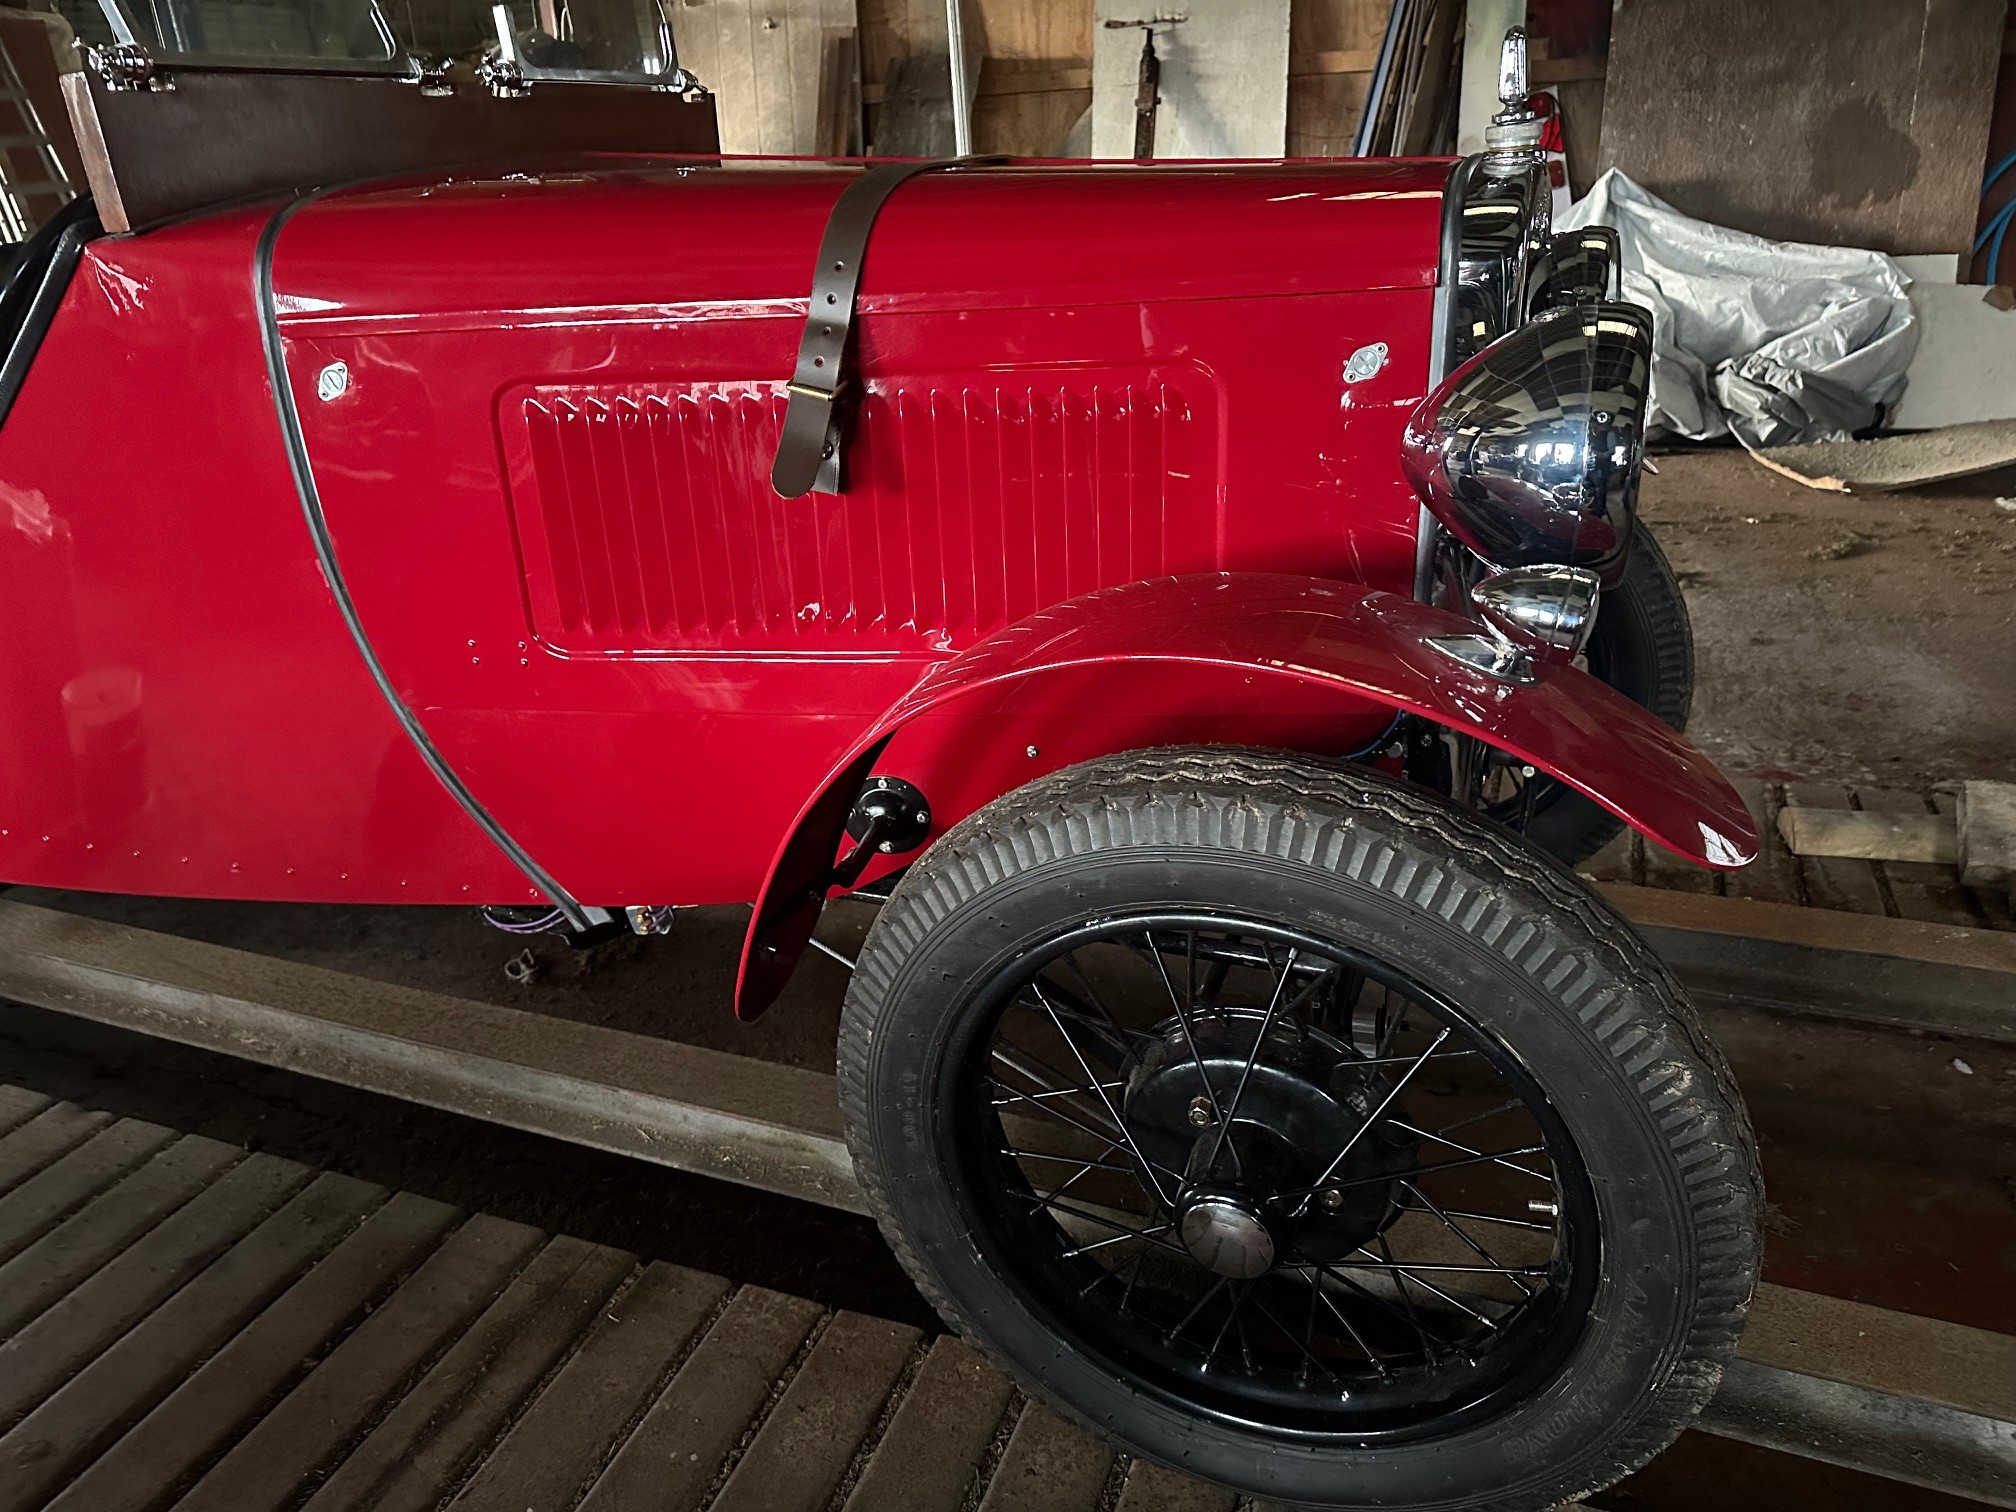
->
[1599, 0, 2009, 258]
[855, 0, 1397, 157]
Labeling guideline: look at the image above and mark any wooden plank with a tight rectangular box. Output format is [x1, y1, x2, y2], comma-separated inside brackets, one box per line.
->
[174, 1214, 549, 1512]
[1939, 789, 2014, 930]
[1287, 70, 1370, 158]
[41, 1192, 462, 1512]
[1289, 46, 1381, 76]
[975, 1402, 1114, 1512]
[1600, 0, 2006, 257]
[0, 1172, 389, 1512]
[1853, 789, 1980, 928]
[1725, 778, 1802, 905]
[0, 1102, 111, 1196]
[0, 1117, 176, 1265]
[581, 1286, 825, 1511]
[1091, 0, 1292, 159]
[670, 0, 856, 155]
[301, 1236, 636, 1512]
[1606, 885, 2016, 1042]
[712, 1311, 922, 1512]
[0, 900, 864, 1213]
[1959, 779, 2016, 889]
[974, 79, 1092, 155]
[1641, 827, 1718, 895]
[1601, 882, 2016, 976]
[1746, 1281, 2016, 1423]
[814, 27, 865, 157]
[842, 1335, 1014, 1512]
[1783, 784, 1890, 917]
[1113, 1459, 1237, 1512]
[0, 1085, 51, 1141]
[967, 58, 1093, 95]
[0, 1152, 311, 1427]
[0, 1134, 243, 1341]
[448, 1261, 733, 1512]
[1778, 808, 1957, 865]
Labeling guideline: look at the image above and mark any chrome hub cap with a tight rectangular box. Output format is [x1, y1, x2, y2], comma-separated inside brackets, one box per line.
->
[1177, 1189, 1276, 1279]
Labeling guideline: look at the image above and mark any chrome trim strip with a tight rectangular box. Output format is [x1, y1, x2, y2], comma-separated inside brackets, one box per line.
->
[252, 189, 602, 930]
[1415, 155, 1479, 601]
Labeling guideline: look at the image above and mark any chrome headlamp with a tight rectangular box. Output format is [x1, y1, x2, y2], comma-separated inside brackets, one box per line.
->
[1402, 300, 1654, 589]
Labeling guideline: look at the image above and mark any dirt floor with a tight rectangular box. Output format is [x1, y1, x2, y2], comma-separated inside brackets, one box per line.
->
[1639, 446, 2016, 788]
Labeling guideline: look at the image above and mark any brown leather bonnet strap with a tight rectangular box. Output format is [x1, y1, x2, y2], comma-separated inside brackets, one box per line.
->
[771, 157, 1001, 500]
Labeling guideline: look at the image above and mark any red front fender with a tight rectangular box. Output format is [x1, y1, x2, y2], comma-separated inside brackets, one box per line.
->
[735, 573, 1756, 1018]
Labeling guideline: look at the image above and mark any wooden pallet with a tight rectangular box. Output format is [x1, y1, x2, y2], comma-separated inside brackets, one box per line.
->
[0, 1082, 1238, 1512]
[1579, 781, 2014, 931]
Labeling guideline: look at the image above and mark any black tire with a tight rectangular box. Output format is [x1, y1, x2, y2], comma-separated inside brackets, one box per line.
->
[1511, 521, 1694, 864]
[839, 749, 1758, 1512]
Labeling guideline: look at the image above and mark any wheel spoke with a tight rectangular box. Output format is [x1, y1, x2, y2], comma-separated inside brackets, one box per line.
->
[1165, 1276, 1230, 1343]
[1401, 1180, 1538, 1296]
[1025, 970, 1142, 1067]
[992, 1083, 1126, 1107]
[1277, 1143, 1550, 1201]
[1395, 1204, 1552, 1232]
[1384, 1117, 1552, 1182]
[1305, 1028, 1451, 1199]
[1246, 1286, 1343, 1384]
[1033, 984, 1177, 1207]
[1429, 1097, 1523, 1139]
[1205, 1280, 1251, 1370]
[1297, 1254, 1465, 1354]
[1061, 1223, 1171, 1261]
[1204, 946, 1300, 1172]
[1003, 1146, 1135, 1173]
[989, 1078, 1189, 1190]
[1144, 931, 1224, 1130]
[1357, 1242, 1503, 1329]
[1016, 1191, 1186, 1253]
[1307, 1272, 1392, 1376]
[1373, 1231, 1440, 1355]
[988, 1076, 1125, 1149]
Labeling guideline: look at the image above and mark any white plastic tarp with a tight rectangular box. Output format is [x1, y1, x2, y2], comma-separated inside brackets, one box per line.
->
[1558, 169, 1919, 448]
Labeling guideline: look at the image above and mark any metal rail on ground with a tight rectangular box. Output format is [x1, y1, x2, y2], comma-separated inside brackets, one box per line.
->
[0, 896, 2011, 1505]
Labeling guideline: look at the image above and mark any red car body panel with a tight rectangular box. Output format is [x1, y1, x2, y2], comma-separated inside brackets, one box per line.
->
[0, 153, 1754, 935]
[0, 205, 536, 903]
[735, 573, 1759, 1016]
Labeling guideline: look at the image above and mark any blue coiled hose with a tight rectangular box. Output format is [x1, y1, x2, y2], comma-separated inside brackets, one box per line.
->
[1977, 148, 2016, 284]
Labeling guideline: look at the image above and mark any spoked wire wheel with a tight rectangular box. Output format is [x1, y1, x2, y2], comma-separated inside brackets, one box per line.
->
[966, 915, 1597, 1440]
[840, 749, 1759, 1511]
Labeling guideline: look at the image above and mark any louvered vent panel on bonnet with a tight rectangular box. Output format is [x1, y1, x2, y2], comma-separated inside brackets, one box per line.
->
[500, 368, 1222, 654]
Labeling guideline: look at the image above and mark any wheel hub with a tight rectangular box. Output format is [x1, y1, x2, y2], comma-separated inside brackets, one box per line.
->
[1176, 1187, 1277, 1278]
[1122, 1005, 1420, 1263]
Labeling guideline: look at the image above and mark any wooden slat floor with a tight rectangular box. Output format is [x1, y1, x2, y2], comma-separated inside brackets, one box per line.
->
[0, 1082, 1238, 1512]
[1579, 780, 2013, 930]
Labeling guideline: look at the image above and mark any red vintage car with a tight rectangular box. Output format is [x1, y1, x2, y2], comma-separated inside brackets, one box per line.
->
[0, 7, 1759, 1508]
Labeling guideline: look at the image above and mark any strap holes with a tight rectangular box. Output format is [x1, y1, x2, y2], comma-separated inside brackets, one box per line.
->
[825, 292, 838, 304]
[813, 356, 824, 367]
[833, 260, 845, 271]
